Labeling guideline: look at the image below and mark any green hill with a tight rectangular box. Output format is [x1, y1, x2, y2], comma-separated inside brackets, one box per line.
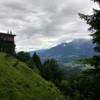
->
[0, 53, 65, 100]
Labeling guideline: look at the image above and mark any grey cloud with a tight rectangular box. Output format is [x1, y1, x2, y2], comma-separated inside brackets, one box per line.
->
[0, 0, 98, 51]
[4, 2, 27, 12]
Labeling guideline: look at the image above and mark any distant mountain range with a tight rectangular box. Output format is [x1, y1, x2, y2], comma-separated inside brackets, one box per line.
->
[30, 39, 95, 62]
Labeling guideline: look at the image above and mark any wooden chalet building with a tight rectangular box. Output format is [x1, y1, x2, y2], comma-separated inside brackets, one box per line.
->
[0, 32, 16, 54]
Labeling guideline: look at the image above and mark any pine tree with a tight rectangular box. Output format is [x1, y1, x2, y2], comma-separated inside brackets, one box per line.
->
[32, 52, 42, 72]
[42, 59, 62, 84]
[79, 0, 100, 69]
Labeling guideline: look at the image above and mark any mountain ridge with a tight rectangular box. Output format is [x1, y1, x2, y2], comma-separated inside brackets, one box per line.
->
[30, 39, 95, 62]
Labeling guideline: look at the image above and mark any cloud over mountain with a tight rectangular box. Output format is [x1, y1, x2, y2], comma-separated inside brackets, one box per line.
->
[0, 0, 98, 51]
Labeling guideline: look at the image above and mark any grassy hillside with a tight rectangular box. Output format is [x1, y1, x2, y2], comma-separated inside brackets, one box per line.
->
[0, 53, 65, 100]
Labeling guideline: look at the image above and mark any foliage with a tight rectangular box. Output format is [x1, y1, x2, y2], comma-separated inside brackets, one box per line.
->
[16, 51, 31, 62]
[16, 51, 36, 70]
[32, 52, 42, 72]
[42, 59, 63, 84]
[79, 0, 100, 68]
[60, 62, 83, 80]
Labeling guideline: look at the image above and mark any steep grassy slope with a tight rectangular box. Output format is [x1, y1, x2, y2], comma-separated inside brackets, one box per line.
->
[0, 53, 65, 100]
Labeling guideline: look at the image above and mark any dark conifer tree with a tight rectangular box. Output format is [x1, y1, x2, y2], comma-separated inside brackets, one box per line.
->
[79, 0, 100, 69]
[42, 59, 62, 84]
[32, 52, 42, 72]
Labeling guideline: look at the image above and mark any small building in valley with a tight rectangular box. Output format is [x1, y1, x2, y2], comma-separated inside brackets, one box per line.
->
[0, 31, 16, 54]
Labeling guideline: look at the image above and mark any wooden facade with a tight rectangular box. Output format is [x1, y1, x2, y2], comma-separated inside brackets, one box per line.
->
[0, 32, 16, 54]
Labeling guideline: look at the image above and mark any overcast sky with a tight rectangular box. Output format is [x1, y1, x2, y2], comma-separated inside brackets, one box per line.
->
[0, 0, 98, 51]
